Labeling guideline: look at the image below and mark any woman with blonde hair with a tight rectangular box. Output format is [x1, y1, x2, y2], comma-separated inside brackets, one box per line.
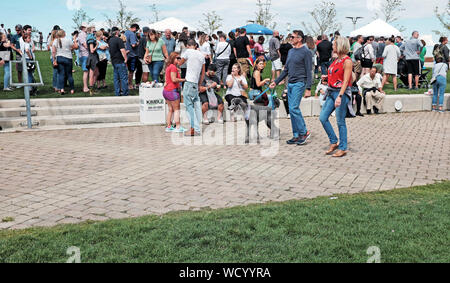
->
[319, 36, 354, 157]
[52, 29, 78, 95]
[225, 63, 248, 106]
[199, 34, 212, 70]
[47, 30, 59, 92]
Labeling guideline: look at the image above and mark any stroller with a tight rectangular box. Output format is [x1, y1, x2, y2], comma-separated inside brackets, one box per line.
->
[397, 57, 430, 89]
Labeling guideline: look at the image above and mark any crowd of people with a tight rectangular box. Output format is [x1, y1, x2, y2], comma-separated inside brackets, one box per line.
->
[0, 22, 448, 151]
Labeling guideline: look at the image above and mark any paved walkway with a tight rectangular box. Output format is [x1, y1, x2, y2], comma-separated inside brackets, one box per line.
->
[1, 112, 449, 229]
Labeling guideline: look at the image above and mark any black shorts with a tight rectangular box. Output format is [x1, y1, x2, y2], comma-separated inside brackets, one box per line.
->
[361, 58, 373, 68]
[406, 60, 420, 76]
[199, 93, 224, 105]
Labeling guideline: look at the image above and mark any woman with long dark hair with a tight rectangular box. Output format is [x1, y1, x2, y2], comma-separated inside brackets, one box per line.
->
[144, 29, 168, 82]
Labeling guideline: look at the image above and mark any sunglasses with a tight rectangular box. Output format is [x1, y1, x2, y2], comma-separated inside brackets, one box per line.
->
[176, 57, 181, 60]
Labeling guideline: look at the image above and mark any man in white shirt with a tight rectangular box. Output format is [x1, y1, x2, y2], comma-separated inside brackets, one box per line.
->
[357, 67, 385, 114]
[179, 39, 206, 136]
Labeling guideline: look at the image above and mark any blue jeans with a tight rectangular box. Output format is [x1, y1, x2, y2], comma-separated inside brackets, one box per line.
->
[320, 61, 330, 75]
[3, 61, 10, 89]
[183, 81, 202, 132]
[319, 90, 350, 151]
[56, 57, 74, 91]
[113, 63, 129, 96]
[287, 82, 308, 138]
[432, 75, 446, 107]
[25, 59, 34, 84]
[75, 49, 80, 66]
[51, 58, 59, 88]
[148, 60, 164, 82]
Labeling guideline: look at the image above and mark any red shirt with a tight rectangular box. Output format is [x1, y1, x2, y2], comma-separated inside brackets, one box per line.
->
[164, 64, 180, 91]
[328, 56, 352, 89]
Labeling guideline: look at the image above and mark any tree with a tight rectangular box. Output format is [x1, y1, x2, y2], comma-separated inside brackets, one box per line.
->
[255, 0, 277, 29]
[72, 9, 94, 30]
[104, 0, 140, 30]
[198, 11, 223, 35]
[374, 0, 405, 23]
[302, 1, 341, 36]
[433, 0, 450, 37]
[149, 3, 160, 24]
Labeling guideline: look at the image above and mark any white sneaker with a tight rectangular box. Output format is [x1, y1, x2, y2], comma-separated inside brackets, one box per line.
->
[3, 87, 13, 91]
[218, 118, 224, 124]
[202, 118, 210, 125]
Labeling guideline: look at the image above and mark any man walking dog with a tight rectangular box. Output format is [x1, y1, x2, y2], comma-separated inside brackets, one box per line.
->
[270, 30, 312, 145]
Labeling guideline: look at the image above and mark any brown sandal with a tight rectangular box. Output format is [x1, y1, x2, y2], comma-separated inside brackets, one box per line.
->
[326, 144, 339, 155]
[332, 150, 347, 157]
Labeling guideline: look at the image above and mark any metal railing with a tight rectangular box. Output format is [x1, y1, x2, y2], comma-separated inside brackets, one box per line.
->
[9, 55, 44, 129]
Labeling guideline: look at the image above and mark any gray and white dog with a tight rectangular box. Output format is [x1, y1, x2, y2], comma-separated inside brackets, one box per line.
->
[228, 97, 279, 144]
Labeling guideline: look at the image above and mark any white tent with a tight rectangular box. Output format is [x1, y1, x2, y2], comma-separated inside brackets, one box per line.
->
[146, 17, 194, 32]
[350, 19, 402, 37]
[420, 35, 435, 47]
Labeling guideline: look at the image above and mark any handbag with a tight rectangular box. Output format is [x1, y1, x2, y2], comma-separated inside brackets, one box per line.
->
[0, 51, 10, 61]
[99, 52, 107, 62]
[206, 88, 218, 107]
[430, 64, 446, 85]
[146, 41, 158, 64]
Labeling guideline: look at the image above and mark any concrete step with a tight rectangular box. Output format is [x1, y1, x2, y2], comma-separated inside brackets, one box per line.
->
[0, 113, 140, 129]
[0, 96, 139, 108]
[0, 122, 144, 133]
[0, 104, 140, 118]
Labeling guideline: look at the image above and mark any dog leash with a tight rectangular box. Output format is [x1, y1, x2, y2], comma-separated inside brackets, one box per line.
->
[253, 88, 278, 110]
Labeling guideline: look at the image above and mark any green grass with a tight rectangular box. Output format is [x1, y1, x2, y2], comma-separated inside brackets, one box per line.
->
[0, 182, 449, 263]
[1, 51, 445, 100]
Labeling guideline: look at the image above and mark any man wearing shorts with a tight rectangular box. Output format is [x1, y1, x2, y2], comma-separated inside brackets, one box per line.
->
[233, 28, 251, 78]
[401, 31, 423, 90]
[199, 64, 224, 124]
[125, 23, 140, 89]
[269, 31, 282, 81]
[137, 27, 150, 84]
[77, 23, 89, 92]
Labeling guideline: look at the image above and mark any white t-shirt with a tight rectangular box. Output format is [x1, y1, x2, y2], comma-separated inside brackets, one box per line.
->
[215, 41, 231, 60]
[200, 42, 211, 57]
[19, 38, 34, 59]
[182, 48, 205, 83]
[52, 37, 74, 59]
[226, 75, 247, 97]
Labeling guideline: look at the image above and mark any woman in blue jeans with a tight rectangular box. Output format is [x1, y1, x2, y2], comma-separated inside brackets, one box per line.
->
[0, 32, 13, 91]
[144, 29, 168, 82]
[432, 57, 448, 112]
[52, 30, 78, 95]
[319, 37, 354, 158]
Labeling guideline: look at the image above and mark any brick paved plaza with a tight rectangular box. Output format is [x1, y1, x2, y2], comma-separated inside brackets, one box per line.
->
[0, 112, 449, 229]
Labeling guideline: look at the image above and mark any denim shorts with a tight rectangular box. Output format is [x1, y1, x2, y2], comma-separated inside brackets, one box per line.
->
[79, 56, 88, 72]
[163, 89, 180, 101]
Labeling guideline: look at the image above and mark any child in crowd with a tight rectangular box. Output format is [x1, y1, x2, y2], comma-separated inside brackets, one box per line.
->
[315, 75, 328, 107]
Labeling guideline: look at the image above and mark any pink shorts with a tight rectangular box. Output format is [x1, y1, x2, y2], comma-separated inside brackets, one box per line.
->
[163, 89, 180, 101]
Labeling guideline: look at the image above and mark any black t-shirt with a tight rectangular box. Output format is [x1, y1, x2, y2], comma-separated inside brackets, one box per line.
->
[317, 40, 333, 63]
[228, 40, 236, 60]
[200, 74, 220, 95]
[137, 36, 147, 59]
[108, 36, 126, 65]
[234, 36, 250, 58]
[280, 43, 293, 65]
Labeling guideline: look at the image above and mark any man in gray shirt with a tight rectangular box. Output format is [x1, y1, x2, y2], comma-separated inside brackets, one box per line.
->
[269, 30, 282, 80]
[401, 31, 423, 89]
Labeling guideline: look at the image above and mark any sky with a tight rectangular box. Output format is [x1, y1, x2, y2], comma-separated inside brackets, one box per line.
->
[0, 0, 447, 45]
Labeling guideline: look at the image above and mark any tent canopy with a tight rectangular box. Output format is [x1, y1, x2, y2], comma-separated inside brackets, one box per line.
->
[146, 17, 194, 32]
[350, 19, 402, 37]
[231, 24, 273, 35]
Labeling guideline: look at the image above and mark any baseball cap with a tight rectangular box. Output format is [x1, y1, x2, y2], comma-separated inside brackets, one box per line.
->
[111, 27, 120, 33]
[143, 26, 150, 33]
[80, 22, 88, 28]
